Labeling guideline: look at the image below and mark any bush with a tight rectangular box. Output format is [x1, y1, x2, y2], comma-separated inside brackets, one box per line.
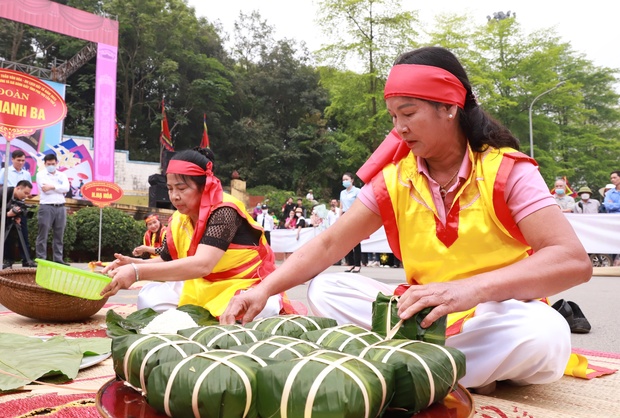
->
[69, 207, 144, 261]
[27, 206, 77, 262]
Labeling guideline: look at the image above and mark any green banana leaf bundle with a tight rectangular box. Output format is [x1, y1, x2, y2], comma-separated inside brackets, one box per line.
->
[177, 324, 269, 349]
[111, 333, 208, 393]
[229, 335, 320, 360]
[146, 349, 275, 418]
[245, 314, 337, 338]
[256, 349, 395, 418]
[371, 292, 446, 345]
[300, 324, 384, 354]
[358, 339, 466, 415]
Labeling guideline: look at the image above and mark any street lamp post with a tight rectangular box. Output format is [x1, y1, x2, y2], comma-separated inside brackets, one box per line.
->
[528, 81, 565, 159]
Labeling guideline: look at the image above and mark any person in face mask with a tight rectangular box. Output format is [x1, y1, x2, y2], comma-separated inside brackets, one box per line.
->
[572, 186, 600, 214]
[553, 179, 575, 213]
[256, 204, 275, 245]
[35, 153, 71, 265]
[339, 172, 362, 272]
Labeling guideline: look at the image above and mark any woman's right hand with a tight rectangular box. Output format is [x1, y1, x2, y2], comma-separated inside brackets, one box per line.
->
[220, 287, 270, 325]
[101, 253, 134, 274]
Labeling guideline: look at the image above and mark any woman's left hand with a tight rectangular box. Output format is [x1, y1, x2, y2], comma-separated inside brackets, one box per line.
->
[397, 281, 481, 328]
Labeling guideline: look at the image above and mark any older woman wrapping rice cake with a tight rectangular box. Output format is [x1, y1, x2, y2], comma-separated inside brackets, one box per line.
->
[221, 46, 593, 394]
[101, 147, 298, 318]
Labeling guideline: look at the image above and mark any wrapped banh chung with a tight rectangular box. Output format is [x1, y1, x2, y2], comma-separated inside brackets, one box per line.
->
[256, 350, 395, 418]
[178, 324, 269, 349]
[245, 314, 337, 338]
[112, 334, 208, 394]
[372, 293, 447, 345]
[300, 324, 384, 354]
[146, 350, 275, 418]
[359, 339, 466, 415]
[230, 335, 320, 360]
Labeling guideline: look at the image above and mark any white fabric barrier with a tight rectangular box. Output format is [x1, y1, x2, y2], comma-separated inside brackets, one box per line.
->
[270, 214, 620, 255]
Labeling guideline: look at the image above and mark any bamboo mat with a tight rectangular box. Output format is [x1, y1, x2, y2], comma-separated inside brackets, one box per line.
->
[1, 304, 618, 418]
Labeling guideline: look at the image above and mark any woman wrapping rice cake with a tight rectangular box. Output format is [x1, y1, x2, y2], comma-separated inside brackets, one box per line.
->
[101, 147, 296, 318]
[221, 47, 593, 394]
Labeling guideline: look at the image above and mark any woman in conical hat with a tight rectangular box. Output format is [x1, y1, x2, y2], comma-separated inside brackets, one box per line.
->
[101, 147, 298, 318]
[221, 46, 593, 393]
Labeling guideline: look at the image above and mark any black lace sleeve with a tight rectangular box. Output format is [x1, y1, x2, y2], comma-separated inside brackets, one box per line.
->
[159, 235, 172, 261]
[201, 206, 243, 250]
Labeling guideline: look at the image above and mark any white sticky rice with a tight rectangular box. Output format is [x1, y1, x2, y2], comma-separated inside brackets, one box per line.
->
[139, 309, 199, 334]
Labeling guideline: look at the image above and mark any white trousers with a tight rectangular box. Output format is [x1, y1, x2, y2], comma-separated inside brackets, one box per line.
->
[307, 273, 571, 388]
[136, 281, 283, 319]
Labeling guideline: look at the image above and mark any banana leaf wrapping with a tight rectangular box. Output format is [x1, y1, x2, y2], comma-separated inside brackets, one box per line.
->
[371, 292, 446, 345]
[111, 333, 209, 394]
[229, 336, 320, 360]
[257, 349, 395, 418]
[146, 349, 274, 418]
[300, 324, 384, 355]
[177, 324, 269, 349]
[245, 315, 338, 338]
[358, 339, 466, 415]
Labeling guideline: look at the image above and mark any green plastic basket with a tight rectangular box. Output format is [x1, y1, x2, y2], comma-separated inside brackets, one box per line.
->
[34, 259, 112, 300]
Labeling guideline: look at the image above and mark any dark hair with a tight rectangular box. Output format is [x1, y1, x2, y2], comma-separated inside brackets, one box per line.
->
[43, 153, 58, 163]
[343, 172, 354, 180]
[12, 150, 25, 159]
[611, 170, 620, 177]
[167, 147, 215, 190]
[394, 47, 520, 152]
[15, 180, 32, 189]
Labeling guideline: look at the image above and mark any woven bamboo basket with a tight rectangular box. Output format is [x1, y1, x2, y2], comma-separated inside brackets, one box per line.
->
[0, 268, 108, 322]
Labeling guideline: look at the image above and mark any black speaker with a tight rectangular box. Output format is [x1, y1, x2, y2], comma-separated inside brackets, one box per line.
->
[161, 150, 176, 173]
[148, 183, 173, 209]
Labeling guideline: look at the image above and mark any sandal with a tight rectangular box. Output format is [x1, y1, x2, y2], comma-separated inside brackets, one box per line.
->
[350, 266, 362, 273]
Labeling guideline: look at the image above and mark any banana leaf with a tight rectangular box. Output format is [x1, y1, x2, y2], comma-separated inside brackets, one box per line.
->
[105, 305, 218, 338]
[229, 336, 320, 360]
[146, 350, 275, 418]
[256, 349, 395, 418]
[178, 324, 269, 349]
[0, 334, 110, 392]
[300, 324, 384, 354]
[371, 293, 446, 345]
[245, 315, 337, 338]
[358, 339, 466, 415]
[111, 333, 208, 393]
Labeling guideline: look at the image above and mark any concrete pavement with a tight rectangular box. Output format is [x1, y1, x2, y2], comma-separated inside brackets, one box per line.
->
[2, 262, 618, 353]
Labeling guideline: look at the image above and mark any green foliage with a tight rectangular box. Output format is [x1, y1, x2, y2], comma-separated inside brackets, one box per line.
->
[26, 207, 77, 262]
[70, 207, 144, 261]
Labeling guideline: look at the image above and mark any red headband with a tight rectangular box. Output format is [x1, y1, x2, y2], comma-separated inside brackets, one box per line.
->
[166, 159, 223, 256]
[145, 215, 158, 224]
[384, 64, 466, 108]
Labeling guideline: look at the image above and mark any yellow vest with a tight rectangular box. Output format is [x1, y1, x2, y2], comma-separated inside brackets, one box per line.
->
[167, 193, 276, 316]
[375, 146, 535, 333]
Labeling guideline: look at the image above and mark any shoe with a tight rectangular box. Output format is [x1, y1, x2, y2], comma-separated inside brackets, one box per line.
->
[350, 266, 362, 273]
[55, 261, 70, 266]
[552, 299, 591, 334]
[2, 261, 13, 269]
[567, 301, 591, 334]
[22, 261, 37, 268]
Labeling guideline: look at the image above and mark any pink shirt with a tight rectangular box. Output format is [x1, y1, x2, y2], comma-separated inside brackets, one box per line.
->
[358, 151, 555, 225]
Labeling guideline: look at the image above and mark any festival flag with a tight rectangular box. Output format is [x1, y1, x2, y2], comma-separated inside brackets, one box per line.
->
[160, 100, 174, 151]
[200, 113, 210, 148]
[114, 114, 119, 141]
[563, 176, 578, 198]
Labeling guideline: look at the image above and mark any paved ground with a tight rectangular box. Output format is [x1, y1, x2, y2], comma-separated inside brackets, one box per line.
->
[3, 262, 618, 353]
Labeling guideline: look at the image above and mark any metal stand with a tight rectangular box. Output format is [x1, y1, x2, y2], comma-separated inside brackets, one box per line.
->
[3, 218, 33, 266]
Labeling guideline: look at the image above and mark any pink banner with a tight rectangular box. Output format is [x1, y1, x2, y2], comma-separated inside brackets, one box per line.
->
[0, 0, 118, 46]
[93, 44, 117, 182]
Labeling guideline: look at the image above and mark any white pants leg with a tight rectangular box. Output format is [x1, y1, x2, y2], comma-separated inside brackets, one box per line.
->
[137, 281, 282, 319]
[137, 282, 185, 312]
[307, 273, 571, 389]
